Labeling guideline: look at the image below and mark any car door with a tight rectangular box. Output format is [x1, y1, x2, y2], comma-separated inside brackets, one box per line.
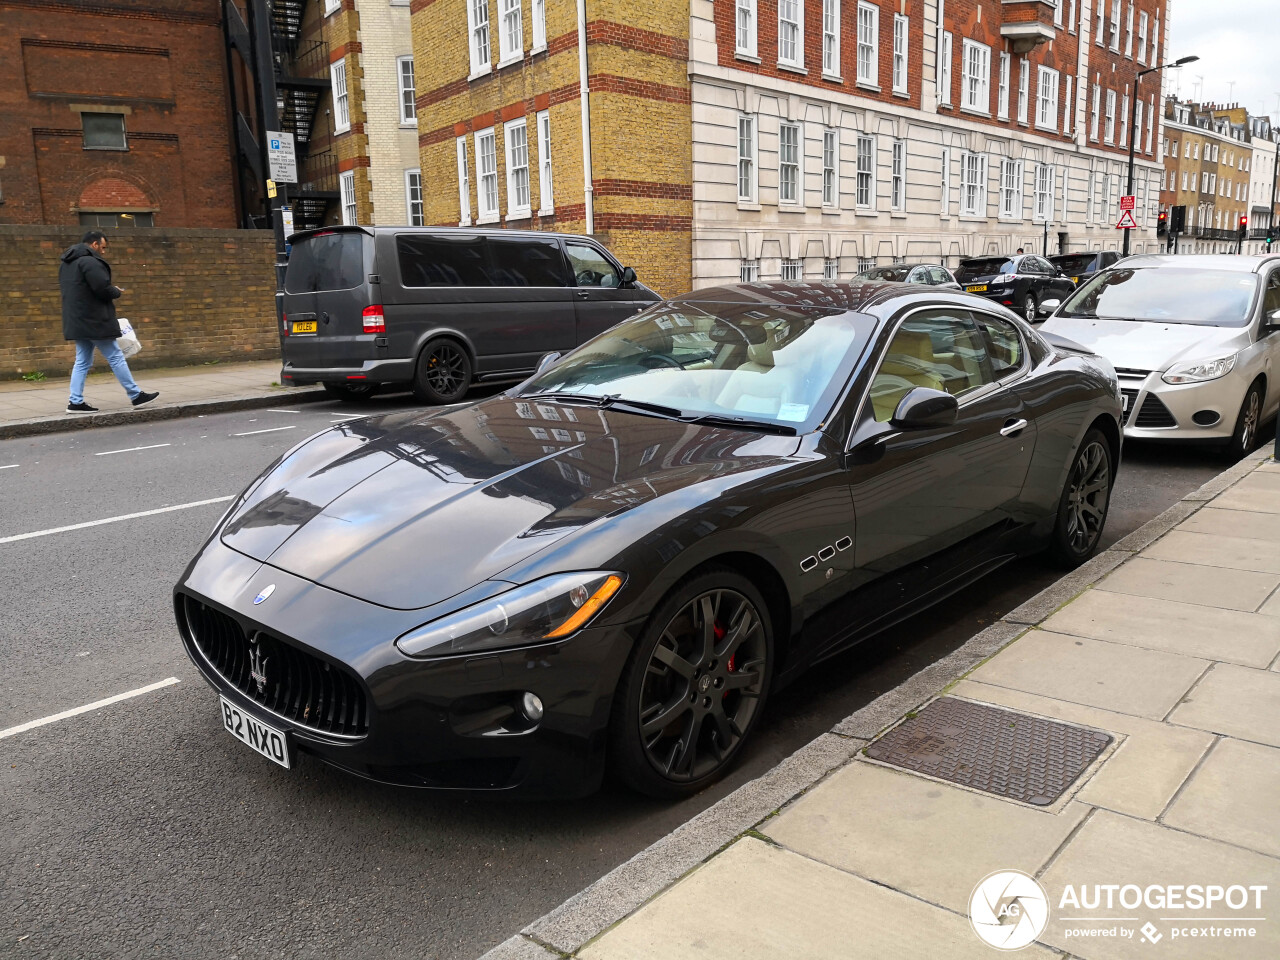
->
[564, 239, 651, 344]
[1038, 255, 1077, 300]
[845, 306, 1039, 586]
[1257, 267, 1280, 419]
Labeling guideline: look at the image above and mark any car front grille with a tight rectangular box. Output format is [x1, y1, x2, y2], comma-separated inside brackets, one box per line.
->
[1120, 388, 1140, 425]
[1134, 394, 1178, 429]
[182, 595, 369, 737]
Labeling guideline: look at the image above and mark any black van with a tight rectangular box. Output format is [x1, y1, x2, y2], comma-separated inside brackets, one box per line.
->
[280, 227, 661, 403]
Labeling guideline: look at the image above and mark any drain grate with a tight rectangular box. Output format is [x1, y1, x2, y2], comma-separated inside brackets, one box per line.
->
[865, 697, 1112, 806]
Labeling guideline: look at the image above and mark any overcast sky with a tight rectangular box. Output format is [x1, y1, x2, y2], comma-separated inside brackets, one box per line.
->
[1165, 0, 1280, 121]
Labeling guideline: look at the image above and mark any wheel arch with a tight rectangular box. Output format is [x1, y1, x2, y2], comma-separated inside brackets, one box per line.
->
[1087, 412, 1122, 475]
[675, 551, 796, 671]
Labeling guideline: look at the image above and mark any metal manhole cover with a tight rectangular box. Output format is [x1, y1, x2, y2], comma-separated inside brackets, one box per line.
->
[865, 697, 1112, 806]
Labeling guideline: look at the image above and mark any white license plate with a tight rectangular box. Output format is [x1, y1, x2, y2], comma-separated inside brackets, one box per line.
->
[1121, 394, 1130, 412]
[220, 696, 291, 769]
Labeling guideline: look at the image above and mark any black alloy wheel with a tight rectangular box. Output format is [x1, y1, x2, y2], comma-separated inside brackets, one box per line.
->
[1023, 293, 1039, 324]
[322, 381, 381, 402]
[1048, 428, 1112, 568]
[1225, 380, 1264, 462]
[611, 569, 773, 798]
[412, 339, 472, 405]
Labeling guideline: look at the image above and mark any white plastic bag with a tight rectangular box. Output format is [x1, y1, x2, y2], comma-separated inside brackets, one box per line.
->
[117, 318, 142, 358]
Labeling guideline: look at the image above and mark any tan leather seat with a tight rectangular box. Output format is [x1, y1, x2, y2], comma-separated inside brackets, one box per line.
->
[871, 329, 945, 421]
[714, 326, 801, 416]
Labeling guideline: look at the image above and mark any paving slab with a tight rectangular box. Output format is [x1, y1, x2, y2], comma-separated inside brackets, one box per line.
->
[1038, 589, 1280, 667]
[1177, 506, 1280, 541]
[761, 760, 1089, 914]
[1168, 663, 1280, 747]
[1162, 738, 1280, 859]
[577, 837, 1060, 960]
[949, 681, 1215, 821]
[1211, 483, 1280, 515]
[1095, 557, 1280, 612]
[1142, 529, 1280, 575]
[1038, 809, 1280, 959]
[967, 630, 1209, 720]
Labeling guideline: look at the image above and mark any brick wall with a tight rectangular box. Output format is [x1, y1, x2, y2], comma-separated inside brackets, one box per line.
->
[0, 226, 278, 379]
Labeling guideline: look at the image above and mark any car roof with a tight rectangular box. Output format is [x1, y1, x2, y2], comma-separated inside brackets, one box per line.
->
[863, 262, 947, 269]
[1114, 253, 1280, 273]
[288, 224, 597, 244]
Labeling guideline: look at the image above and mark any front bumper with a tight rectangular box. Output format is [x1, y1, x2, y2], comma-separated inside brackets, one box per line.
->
[175, 541, 640, 797]
[1117, 371, 1240, 442]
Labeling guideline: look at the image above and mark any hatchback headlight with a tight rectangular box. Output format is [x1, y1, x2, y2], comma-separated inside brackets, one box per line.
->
[395, 572, 625, 659]
[1161, 354, 1237, 385]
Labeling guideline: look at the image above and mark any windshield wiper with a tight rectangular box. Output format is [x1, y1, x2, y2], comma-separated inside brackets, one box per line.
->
[679, 413, 798, 436]
[522, 392, 684, 418]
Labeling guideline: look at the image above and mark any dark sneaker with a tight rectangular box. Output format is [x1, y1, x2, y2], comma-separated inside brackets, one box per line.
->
[131, 390, 159, 407]
[67, 401, 99, 413]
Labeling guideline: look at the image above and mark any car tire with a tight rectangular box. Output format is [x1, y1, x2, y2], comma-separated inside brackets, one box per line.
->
[1047, 428, 1113, 569]
[1023, 293, 1039, 324]
[1224, 379, 1264, 462]
[321, 381, 381, 402]
[609, 567, 774, 799]
[411, 339, 472, 405]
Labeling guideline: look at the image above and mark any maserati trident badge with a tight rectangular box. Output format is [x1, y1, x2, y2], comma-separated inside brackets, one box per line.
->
[249, 638, 270, 695]
[253, 583, 276, 605]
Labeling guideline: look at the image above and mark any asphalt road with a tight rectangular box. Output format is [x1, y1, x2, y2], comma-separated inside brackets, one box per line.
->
[0, 393, 1244, 959]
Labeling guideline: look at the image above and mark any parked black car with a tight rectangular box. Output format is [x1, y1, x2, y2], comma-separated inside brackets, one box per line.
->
[1048, 251, 1121, 287]
[177, 282, 1121, 799]
[956, 255, 1077, 323]
[853, 263, 962, 289]
[279, 226, 661, 404]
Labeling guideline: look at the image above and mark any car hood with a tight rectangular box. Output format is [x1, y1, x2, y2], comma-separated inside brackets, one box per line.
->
[219, 396, 800, 610]
[1039, 316, 1248, 372]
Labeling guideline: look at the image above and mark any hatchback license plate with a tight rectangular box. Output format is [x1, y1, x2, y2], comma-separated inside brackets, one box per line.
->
[292, 321, 317, 334]
[965, 284, 988, 293]
[1071, 277, 1080, 284]
[220, 696, 291, 769]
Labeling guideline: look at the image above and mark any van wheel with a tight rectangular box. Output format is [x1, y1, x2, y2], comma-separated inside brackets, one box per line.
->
[412, 339, 472, 405]
[322, 381, 380, 402]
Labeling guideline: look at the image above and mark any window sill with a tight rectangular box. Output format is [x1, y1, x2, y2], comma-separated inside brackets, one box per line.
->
[468, 65, 493, 82]
[737, 200, 762, 211]
[892, 89, 909, 99]
[959, 214, 989, 222]
[778, 62, 808, 75]
[996, 113, 1009, 121]
[937, 102, 953, 110]
[332, 125, 351, 136]
[822, 72, 844, 83]
[459, 218, 473, 227]
[960, 106, 991, 118]
[505, 210, 532, 222]
[1034, 122, 1059, 133]
[778, 203, 806, 212]
[821, 206, 841, 215]
[530, 44, 547, 55]
[497, 54, 524, 70]
[854, 208, 878, 217]
[83, 145, 129, 152]
[735, 51, 761, 64]
[855, 80, 881, 93]
[890, 210, 907, 218]
[476, 214, 501, 225]
[400, 122, 418, 129]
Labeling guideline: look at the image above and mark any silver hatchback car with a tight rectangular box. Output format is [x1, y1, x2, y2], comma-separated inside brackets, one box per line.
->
[1040, 254, 1280, 458]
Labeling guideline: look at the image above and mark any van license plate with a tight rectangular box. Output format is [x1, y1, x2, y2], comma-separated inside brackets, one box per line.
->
[1071, 277, 1080, 284]
[965, 285, 988, 293]
[220, 696, 292, 769]
[292, 321, 317, 334]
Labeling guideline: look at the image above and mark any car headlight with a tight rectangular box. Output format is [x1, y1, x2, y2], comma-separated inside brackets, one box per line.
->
[1161, 354, 1237, 384]
[395, 572, 625, 659]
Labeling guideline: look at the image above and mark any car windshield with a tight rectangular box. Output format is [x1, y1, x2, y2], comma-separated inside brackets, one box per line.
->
[857, 266, 911, 282]
[1051, 255, 1098, 275]
[1058, 268, 1260, 326]
[956, 258, 1016, 281]
[515, 300, 879, 431]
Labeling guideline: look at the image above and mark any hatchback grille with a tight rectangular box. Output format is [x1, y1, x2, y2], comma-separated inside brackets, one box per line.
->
[1120, 388, 1140, 425]
[183, 595, 369, 737]
[1134, 394, 1178, 429]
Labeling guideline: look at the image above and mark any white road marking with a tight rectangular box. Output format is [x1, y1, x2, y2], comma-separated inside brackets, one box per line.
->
[0, 464, 18, 470]
[0, 677, 181, 740]
[267, 409, 301, 414]
[0, 496, 233, 544]
[232, 425, 297, 436]
[94, 443, 171, 457]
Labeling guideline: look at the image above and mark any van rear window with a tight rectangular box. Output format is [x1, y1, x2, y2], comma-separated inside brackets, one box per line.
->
[396, 234, 570, 287]
[285, 232, 366, 292]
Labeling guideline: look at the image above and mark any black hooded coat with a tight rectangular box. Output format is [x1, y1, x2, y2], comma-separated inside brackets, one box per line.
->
[60, 243, 122, 340]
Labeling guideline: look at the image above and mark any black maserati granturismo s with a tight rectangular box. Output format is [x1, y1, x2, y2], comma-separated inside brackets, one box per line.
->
[176, 282, 1122, 798]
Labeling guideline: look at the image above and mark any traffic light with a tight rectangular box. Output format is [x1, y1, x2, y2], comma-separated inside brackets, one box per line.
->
[1157, 210, 1168, 235]
[1170, 205, 1186, 233]
[1268, 226, 1275, 250]
[1239, 215, 1248, 239]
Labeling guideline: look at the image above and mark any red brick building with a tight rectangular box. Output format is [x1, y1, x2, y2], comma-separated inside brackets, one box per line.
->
[0, 0, 238, 228]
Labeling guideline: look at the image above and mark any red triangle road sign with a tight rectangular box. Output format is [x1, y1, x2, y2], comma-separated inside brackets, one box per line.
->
[1115, 209, 1138, 229]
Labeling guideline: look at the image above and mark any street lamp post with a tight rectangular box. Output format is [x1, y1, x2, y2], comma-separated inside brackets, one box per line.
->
[1123, 55, 1199, 259]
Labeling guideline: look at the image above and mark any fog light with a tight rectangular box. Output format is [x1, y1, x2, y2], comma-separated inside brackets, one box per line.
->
[521, 692, 544, 722]
[1192, 410, 1221, 426]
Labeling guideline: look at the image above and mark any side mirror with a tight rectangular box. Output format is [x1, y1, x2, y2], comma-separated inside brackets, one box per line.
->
[620, 266, 637, 287]
[535, 351, 561, 372]
[1263, 309, 1280, 334]
[890, 387, 958, 429]
[1038, 298, 1062, 318]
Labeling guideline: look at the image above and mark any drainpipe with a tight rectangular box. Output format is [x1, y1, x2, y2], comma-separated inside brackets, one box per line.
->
[576, 0, 594, 234]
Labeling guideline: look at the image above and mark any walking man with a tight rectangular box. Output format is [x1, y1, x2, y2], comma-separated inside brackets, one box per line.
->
[60, 231, 157, 413]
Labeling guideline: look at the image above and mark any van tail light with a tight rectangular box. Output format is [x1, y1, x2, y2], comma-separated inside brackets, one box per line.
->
[362, 305, 385, 334]
[281, 313, 289, 336]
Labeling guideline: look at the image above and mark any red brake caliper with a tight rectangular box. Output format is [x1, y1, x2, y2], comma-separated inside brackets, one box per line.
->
[714, 622, 734, 701]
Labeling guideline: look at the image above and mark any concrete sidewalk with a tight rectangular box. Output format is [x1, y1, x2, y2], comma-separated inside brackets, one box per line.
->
[0, 360, 325, 439]
[488, 449, 1280, 960]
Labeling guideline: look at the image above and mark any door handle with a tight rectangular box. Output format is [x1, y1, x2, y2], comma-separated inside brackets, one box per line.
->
[574, 290, 591, 299]
[999, 418, 1028, 437]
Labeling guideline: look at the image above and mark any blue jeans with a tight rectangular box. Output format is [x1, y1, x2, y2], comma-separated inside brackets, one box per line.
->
[70, 338, 140, 404]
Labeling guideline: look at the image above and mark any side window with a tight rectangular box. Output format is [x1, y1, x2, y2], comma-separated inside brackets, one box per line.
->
[869, 309, 994, 422]
[906, 267, 928, 284]
[565, 242, 620, 288]
[1263, 270, 1280, 318]
[486, 236, 570, 287]
[396, 234, 490, 287]
[974, 312, 1026, 379]
[931, 267, 952, 284]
